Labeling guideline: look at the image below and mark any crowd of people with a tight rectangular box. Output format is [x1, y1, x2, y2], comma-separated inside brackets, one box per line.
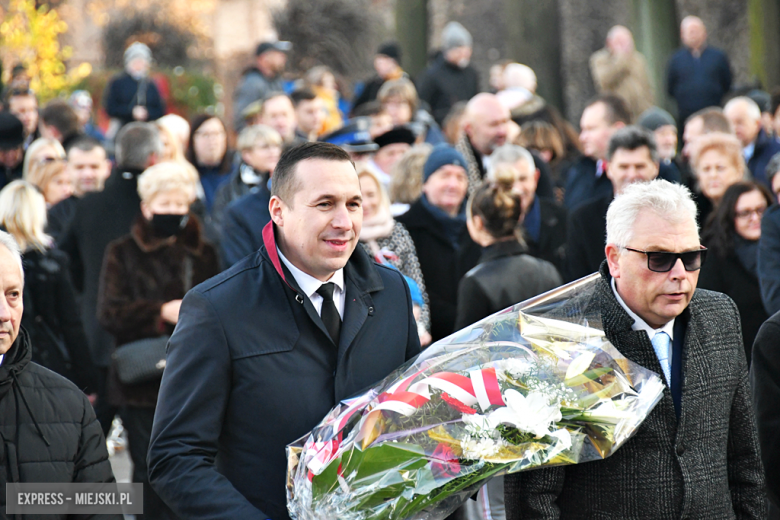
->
[0, 12, 779, 520]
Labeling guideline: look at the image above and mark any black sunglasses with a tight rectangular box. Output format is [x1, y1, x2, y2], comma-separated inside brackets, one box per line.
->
[623, 246, 707, 273]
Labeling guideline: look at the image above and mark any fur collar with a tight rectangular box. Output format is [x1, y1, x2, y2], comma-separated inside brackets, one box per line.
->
[130, 213, 206, 255]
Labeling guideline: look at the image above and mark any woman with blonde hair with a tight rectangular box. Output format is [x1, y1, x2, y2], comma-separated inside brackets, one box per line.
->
[98, 161, 220, 518]
[25, 158, 73, 207]
[690, 131, 748, 226]
[377, 78, 445, 145]
[0, 180, 97, 392]
[358, 168, 431, 346]
[389, 143, 432, 215]
[22, 137, 65, 178]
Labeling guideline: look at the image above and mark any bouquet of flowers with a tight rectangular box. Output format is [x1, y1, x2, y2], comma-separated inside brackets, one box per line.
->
[286, 274, 665, 520]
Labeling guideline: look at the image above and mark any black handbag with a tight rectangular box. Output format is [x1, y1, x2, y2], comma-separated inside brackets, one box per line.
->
[112, 335, 170, 385]
[111, 256, 194, 386]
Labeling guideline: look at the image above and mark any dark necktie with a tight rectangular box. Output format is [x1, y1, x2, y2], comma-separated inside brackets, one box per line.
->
[316, 283, 341, 345]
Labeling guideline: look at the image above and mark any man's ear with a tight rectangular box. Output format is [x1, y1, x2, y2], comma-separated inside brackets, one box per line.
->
[269, 195, 285, 227]
[605, 243, 621, 278]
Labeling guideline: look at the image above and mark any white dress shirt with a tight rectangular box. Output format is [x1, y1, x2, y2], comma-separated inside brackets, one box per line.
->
[0, 354, 3, 365]
[277, 247, 346, 319]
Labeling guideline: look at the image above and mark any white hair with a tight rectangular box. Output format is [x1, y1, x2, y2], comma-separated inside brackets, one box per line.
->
[606, 179, 698, 247]
[724, 96, 762, 122]
[0, 231, 24, 283]
[503, 63, 537, 93]
[488, 144, 535, 179]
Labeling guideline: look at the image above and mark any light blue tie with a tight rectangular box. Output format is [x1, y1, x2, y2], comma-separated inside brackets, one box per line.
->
[651, 331, 672, 386]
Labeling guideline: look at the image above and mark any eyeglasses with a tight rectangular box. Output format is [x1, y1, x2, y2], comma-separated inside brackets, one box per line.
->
[734, 207, 766, 220]
[623, 246, 707, 273]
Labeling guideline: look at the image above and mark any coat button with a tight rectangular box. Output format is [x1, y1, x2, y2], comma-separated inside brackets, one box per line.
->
[676, 443, 685, 456]
[368, 307, 374, 315]
[295, 294, 304, 304]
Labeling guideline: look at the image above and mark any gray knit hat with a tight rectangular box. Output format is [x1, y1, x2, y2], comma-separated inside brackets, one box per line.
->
[637, 107, 676, 132]
[124, 42, 152, 66]
[442, 22, 472, 51]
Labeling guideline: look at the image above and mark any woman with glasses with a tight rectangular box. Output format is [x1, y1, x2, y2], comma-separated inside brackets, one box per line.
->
[186, 115, 234, 213]
[699, 181, 773, 363]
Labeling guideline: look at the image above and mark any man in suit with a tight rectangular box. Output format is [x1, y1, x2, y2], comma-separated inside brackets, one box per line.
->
[724, 96, 780, 187]
[490, 144, 567, 277]
[148, 142, 421, 520]
[565, 126, 660, 282]
[506, 179, 766, 519]
[563, 94, 629, 211]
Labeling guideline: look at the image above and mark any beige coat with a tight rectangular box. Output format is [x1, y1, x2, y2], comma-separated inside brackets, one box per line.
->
[590, 48, 654, 121]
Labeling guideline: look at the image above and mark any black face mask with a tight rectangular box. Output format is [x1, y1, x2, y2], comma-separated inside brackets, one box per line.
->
[151, 213, 189, 238]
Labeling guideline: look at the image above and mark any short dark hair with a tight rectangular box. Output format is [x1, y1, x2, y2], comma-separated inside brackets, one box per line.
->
[272, 142, 354, 203]
[3, 88, 36, 105]
[606, 125, 659, 163]
[290, 88, 317, 107]
[40, 100, 80, 139]
[66, 136, 105, 156]
[586, 94, 631, 125]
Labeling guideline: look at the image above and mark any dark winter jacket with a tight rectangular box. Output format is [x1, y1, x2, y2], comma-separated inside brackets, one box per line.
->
[221, 187, 273, 267]
[21, 247, 97, 392]
[746, 128, 780, 187]
[211, 162, 269, 239]
[0, 327, 119, 520]
[58, 167, 145, 367]
[698, 247, 768, 364]
[397, 197, 481, 341]
[104, 72, 165, 127]
[46, 195, 79, 243]
[147, 221, 421, 520]
[97, 214, 220, 408]
[759, 205, 780, 315]
[417, 56, 480, 125]
[505, 262, 766, 520]
[455, 240, 561, 329]
[666, 45, 732, 123]
[564, 193, 612, 282]
[750, 310, 780, 508]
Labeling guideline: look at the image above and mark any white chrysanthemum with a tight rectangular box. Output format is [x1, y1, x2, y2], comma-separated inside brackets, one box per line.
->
[487, 390, 562, 438]
[460, 436, 504, 459]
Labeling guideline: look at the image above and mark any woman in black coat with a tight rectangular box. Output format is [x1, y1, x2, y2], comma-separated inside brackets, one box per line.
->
[0, 180, 97, 393]
[455, 166, 562, 330]
[699, 181, 772, 365]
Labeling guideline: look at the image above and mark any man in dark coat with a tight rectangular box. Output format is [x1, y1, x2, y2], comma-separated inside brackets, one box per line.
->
[666, 16, 732, 132]
[0, 111, 25, 187]
[417, 22, 480, 125]
[232, 40, 290, 132]
[563, 95, 629, 211]
[724, 96, 780, 187]
[565, 126, 660, 282]
[221, 182, 272, 267]
[59, 122, 161, 433]
[506, 179, 766, 519]
[104, 43, 165, 129]
[397, 144, 481, 341]
[750, 310, 780, 515]
[148, 142, 421, 520]
[0, 232, 119, 519]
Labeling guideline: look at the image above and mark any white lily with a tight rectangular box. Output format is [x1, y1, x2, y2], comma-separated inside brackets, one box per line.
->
[487, 389, 562, 438]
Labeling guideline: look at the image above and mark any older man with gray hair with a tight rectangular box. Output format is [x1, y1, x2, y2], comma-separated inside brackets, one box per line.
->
[0, 231, 119, 514]
[506, 179, 766, 519]
[724, 96, 780, 187]
[489, 144, 566, 275]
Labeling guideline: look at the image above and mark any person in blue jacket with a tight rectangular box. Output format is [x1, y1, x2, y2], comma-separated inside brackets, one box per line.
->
[148, 142, 421, 520]
[104, 43, 165, 129]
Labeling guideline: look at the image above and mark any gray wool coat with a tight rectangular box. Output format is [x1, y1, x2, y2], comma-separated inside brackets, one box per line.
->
[504, 262, 766, 520]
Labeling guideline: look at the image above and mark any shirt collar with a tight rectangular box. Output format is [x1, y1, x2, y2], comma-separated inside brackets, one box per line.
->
[276, 246, 345, 300]
[611, 277, 674, 340]
[0, 354, 3, 366]
[743, 141, 756, 162]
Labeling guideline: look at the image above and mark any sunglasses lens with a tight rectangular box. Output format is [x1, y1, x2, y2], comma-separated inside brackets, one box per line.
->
[681, 250, 705, 271]
[646, 253, 675, 272]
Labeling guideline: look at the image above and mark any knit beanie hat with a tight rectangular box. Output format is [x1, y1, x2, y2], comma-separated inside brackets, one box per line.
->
[124, 42, 152, 66]
[423, 144, 468, 183]
[637, 107, 676, 132]
[442, 22, 472, 51]
[377, 41, 402, 64]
